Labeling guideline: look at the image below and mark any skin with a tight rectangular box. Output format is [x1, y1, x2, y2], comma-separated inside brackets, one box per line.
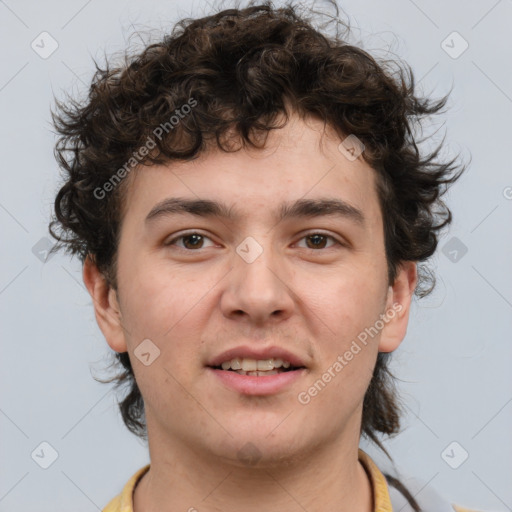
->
[84, 111, 417, 512]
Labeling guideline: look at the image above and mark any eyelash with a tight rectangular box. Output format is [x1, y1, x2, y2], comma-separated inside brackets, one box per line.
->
[164, 231, 343, 251]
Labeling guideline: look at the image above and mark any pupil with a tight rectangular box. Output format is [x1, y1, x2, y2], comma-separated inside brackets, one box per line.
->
[184, 234, 202, 249]
[307, 234, 326, 249]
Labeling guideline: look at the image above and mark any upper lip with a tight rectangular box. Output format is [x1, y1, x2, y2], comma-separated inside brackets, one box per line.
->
[207, 346, 307, 368]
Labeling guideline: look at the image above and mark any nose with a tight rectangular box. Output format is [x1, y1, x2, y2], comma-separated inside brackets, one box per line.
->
[220, 240, 295, 326]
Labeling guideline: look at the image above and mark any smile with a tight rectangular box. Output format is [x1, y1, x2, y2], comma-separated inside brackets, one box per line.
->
[214, 357, 300, 376]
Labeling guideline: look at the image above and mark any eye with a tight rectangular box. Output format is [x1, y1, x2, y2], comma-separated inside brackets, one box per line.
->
[164, 231, 344, 251]
[295, 232, 341, 250]
[164, 232, 216, 250]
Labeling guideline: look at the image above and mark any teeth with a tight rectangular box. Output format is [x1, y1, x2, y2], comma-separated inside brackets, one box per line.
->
[218, 357, 293, 371]
[246, 370, 280, 376]
[242, 359, 257, 372]
[231, 357, 242, 370]
[231, 369, 280, 376]
[257, 359, 274, 371]
[221, 357, 242, 371]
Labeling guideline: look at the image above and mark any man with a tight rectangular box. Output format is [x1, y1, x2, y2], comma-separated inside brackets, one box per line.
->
[50, 2, 476, 510]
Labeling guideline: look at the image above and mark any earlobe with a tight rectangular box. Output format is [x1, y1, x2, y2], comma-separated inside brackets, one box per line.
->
[82, 255, 128, 353]
[378, 261, 417, 353]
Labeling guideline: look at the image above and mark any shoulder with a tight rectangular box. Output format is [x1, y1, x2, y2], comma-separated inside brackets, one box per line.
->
[102, 464, 150, 512]
[386, 474, 484, 512]
[357, 449, 483, 512]
[102, 494, 121, 512]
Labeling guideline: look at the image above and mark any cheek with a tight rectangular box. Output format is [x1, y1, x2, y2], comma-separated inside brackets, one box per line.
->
[298, 344, 377, 437]
[308, 268, 385, 399]
[118, 256, 203, 339]
[317, 265, 387, 335]
[118, 261, 214, 386]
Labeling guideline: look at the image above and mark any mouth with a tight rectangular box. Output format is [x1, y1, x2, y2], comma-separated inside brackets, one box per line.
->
[206, 355, 308, 395]
[209, 357, 305, 377]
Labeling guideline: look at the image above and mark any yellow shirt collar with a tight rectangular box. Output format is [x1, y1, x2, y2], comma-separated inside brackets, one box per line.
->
[102, 448, 392, 511]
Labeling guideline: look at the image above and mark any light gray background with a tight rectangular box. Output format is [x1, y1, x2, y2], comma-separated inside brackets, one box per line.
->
[1, 0, 511, 510]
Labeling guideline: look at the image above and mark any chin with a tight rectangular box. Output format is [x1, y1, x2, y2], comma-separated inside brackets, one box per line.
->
[207, 429, 311, 468]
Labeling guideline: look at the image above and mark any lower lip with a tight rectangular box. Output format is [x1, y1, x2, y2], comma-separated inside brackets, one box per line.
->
[207, 368, 307, 395]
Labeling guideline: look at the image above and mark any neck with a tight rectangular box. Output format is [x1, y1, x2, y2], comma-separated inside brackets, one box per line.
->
[134, 417, 373, 512]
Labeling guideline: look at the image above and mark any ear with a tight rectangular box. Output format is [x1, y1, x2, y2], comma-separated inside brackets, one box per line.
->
[82, 255, 128, 353]
[378, 261, 417, 353]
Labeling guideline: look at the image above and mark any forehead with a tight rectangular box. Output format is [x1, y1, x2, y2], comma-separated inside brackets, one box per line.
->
[120, 113, 382, 228]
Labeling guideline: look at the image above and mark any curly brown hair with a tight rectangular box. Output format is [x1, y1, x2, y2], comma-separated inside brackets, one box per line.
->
[49, 1, 466, 507]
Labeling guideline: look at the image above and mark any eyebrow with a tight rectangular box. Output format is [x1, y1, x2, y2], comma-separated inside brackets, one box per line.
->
[145, 197, 365, 226]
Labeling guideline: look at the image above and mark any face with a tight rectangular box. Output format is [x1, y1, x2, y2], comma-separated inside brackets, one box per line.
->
[85, 112, 416, 466]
